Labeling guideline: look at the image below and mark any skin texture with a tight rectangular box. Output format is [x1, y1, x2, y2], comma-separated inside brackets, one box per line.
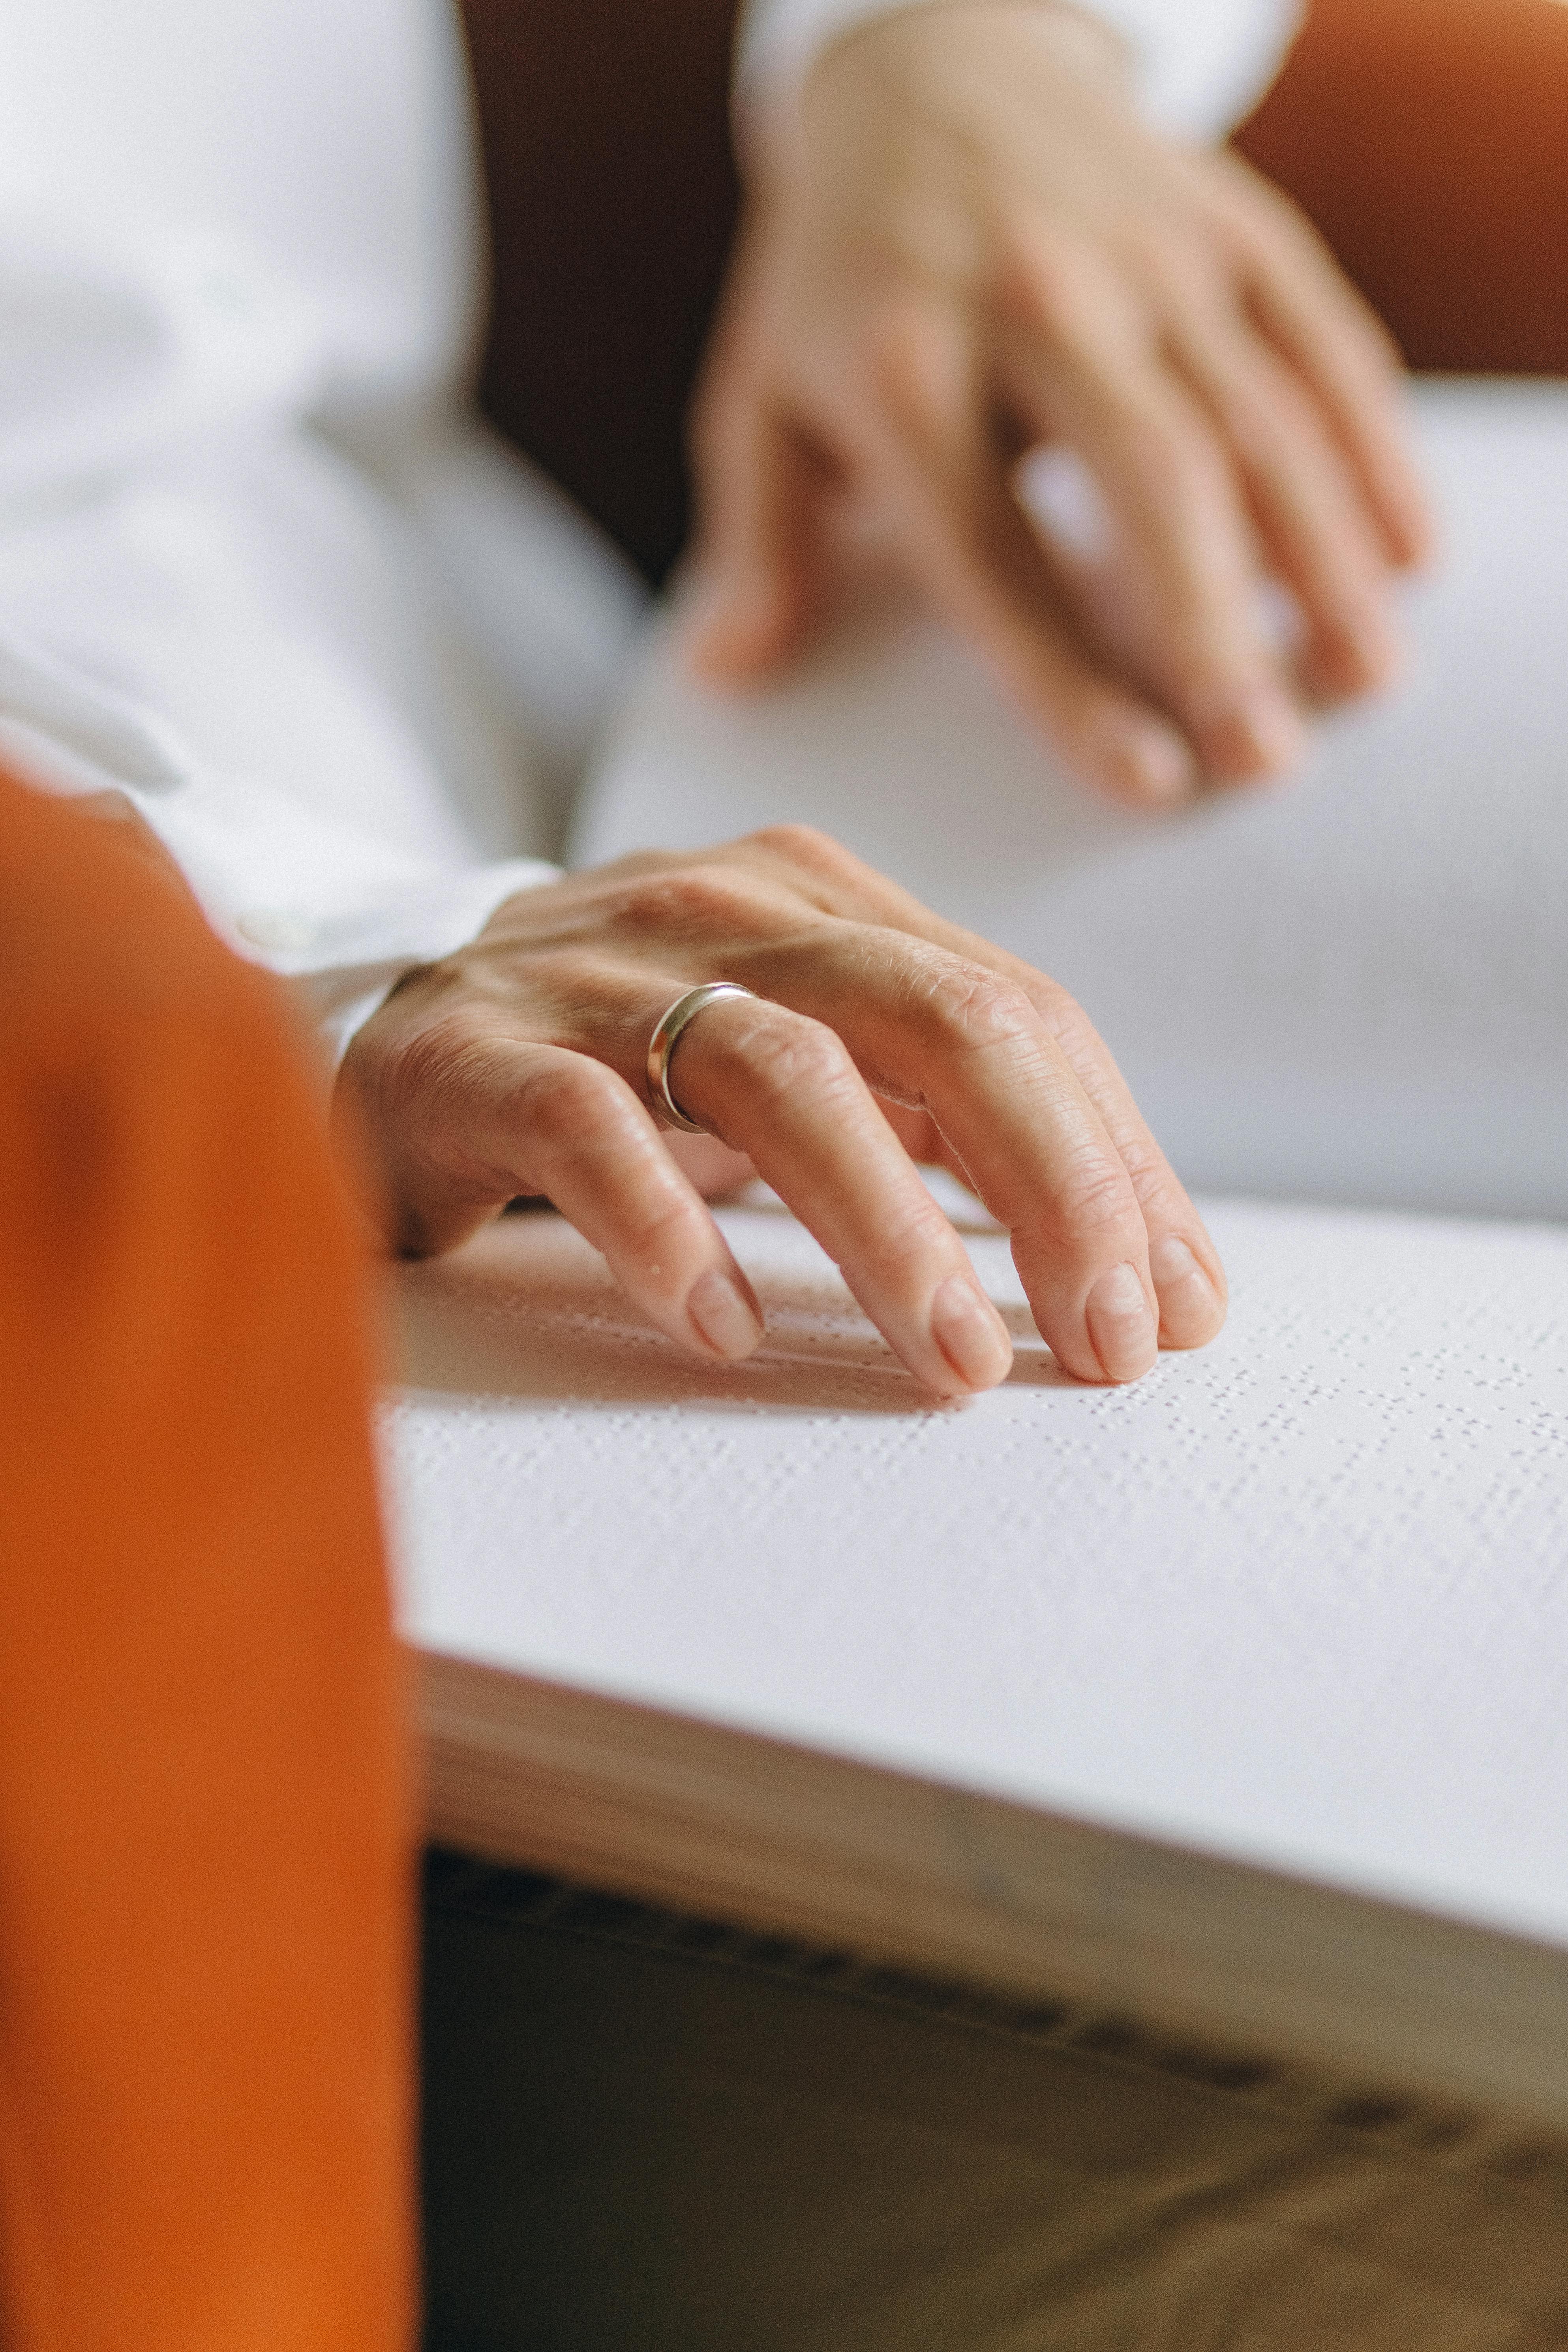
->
[336, 825, 1227, 1397]
[686, 0, 1434, 805]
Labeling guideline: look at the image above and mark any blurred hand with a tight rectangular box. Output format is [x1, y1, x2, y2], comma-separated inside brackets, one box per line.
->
[335, 825, 1226, 1395]
[687, 0, 1433, 805]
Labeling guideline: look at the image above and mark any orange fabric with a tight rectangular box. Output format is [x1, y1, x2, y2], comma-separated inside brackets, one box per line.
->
[0, 773, 414, 2351]
[1235, 0, 1568, 376]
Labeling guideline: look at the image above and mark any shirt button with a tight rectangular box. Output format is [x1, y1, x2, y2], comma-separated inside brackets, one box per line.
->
[236, 909, 313, 956]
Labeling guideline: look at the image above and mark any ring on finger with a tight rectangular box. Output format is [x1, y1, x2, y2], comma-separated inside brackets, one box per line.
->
[647, 983, 757, 1135]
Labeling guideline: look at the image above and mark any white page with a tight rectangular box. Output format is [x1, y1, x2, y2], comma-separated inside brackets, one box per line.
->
[392, 1184, 1568, 1948]
[574, 382, 1568, 1220]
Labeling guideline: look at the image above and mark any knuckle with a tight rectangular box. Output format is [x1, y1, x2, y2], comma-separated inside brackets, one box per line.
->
[746, 821, 852, 877]
[379, 1006, 490, 1127]
[922, 962, 1037, 1054]
[998, 223, 1094, 336]
[743, 822, 877, 911]
[734, 1012, 855, 1110]
[1123, 1157, 1191, 1232]
[613, 867, 758, 941]
[858, 1193, 965, 1285]
[1050, 1153, 1144, 1256]
[365, 1012, 501, 1217]
[1034, 984, 1107, 1068]
[513, 1052, 626, 1155]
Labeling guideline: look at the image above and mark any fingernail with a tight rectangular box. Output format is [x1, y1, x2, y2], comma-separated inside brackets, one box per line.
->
[684, 573, 782, 675]
[930, 1274, 1013, 1392]
[1115, 720, 1196, 805]
[1085, 1262, 1158, 1384]
[1148, 1234, 1222, 1341]
[1195, 683, 1305, 780]
[687, 1265, 765, 1362]
[1230, 687, 1307, 774]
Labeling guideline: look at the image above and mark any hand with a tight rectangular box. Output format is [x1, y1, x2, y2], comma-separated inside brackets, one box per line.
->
[335, 827, 1225, 1395]
[687, 1, 1433, 805]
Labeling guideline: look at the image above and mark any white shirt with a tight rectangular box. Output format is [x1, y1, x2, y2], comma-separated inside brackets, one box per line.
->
[738, 0, 1302, 144]
[0, 0, 1297, 1058]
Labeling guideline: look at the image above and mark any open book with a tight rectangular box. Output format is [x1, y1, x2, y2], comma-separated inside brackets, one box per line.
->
[391, 1178, 1568, 2135]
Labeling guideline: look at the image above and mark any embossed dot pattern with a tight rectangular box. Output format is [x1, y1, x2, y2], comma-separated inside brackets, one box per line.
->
[389, 1184, 1568, 1945]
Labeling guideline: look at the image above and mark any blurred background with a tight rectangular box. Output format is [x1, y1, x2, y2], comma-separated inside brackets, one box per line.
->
[458, 0, 1568, 586]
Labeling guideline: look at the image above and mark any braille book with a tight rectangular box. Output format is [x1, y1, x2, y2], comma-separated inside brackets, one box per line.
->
[392, 1180, 1568, 2135]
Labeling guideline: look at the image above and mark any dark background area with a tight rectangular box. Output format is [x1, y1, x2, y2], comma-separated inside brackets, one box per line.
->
[459, 0, 743, 585]
[457, 0, 1568, 588]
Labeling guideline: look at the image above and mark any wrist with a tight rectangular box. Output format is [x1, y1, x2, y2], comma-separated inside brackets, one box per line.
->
[740, 2, 1132, 184]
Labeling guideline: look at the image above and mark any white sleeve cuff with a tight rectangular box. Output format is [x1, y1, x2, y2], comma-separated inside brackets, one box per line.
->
[735, 0, 1304, 145]
[1090, 0, 1304, 138]
[275, 858, 562, 1066]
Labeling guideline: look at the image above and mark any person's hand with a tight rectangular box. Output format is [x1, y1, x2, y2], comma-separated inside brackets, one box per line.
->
[686, 1, 1433, 806]
[335, 826, 1226, 1395]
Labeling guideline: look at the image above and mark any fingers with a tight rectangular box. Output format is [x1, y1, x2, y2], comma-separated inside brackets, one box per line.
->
[902, 934, 1224, 1351]
[711, 830, 1227, 1356]
[874, 1018, 1221, 1364]
[686, 38, 1434, 797]
[344, 839, 1229, 1392]
[998, 274, 1307, 780]
[1224, 169, 1435, 576]
[732, 924, 1226, 1380]
[991, 976, 1227, 1353]
[855, 304, 1204, 806]
[1170, 311, 1406, 703]
[991, 194, 1432, 752]
[664, 988, 1015, 1395]
[344, 1024, 768, 1367]
[660, 939, 1159, 1385]
[685, 335, 827, 683]
[348, 994, 1013, 1396]
[892, 918, 1225, 1352]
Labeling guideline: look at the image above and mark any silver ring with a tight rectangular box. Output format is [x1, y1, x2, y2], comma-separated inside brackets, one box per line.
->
[647, 983, 756, 1135]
